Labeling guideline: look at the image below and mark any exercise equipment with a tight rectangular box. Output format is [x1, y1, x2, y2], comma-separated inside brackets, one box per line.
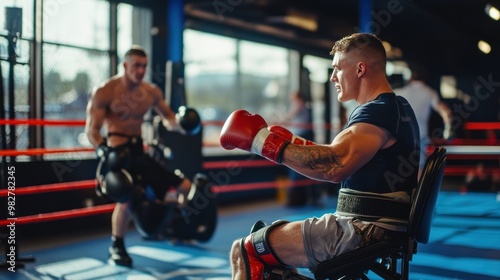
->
[133, 173, 218, 242]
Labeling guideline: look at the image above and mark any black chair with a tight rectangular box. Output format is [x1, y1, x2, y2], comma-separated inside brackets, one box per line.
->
[269, 147, 447, 280]
[315, 147, 447, 280]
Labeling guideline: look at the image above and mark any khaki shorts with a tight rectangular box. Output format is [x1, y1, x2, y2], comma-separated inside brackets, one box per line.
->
[302, 214, 392, 268]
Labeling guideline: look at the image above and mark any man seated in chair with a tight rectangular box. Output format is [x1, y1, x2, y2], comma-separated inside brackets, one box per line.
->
[220, 33, 420, 279]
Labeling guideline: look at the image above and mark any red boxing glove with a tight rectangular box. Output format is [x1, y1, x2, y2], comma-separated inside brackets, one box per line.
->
[220, 110, 290, 163]
[268, 125, 316, 146]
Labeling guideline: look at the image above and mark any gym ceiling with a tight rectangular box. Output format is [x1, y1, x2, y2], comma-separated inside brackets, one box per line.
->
[183, 0, 500, 77]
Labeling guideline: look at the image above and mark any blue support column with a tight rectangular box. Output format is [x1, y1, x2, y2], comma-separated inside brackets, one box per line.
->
[167, 0, 184, 62]
[358, 0, 373, 33]
[165, 0, 185, 110]
[161, 0, 203, 179]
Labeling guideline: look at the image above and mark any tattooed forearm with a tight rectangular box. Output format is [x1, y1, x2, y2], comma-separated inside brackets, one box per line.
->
[287, 145, 345, 180]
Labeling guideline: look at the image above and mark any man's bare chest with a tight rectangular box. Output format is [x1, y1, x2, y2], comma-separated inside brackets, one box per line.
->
[107, 90, 154, 120]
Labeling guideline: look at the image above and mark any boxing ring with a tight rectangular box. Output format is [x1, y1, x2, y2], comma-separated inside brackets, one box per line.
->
[1, 118, 499, 279]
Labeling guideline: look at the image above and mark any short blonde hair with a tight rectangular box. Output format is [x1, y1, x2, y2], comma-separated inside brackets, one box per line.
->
[125, 45, 147, 58]
[330, 33, 387, 69]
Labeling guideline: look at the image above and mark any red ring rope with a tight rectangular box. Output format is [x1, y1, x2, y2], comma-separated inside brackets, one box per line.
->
[0, 147, 94, 157]
[0, 204, 116, 226]
[445, 166, 499, 176]
[448, 139, 500, 146]
[4, 118, 495, 132]
[464, 122, 500, 130]
[446, 154, 500, 160]
[0, 180, 96, 197]
[0, 119, 86, 126]
[1, 119, 498, 129]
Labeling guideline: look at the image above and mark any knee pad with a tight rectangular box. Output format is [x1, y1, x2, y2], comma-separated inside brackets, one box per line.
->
[106, 146, 131, 171]
[240, 220, 289, 280]
[102, 169, 135, 203]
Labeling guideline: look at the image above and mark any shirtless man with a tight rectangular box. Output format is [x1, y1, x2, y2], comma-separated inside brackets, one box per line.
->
[85, 46, 192, 267]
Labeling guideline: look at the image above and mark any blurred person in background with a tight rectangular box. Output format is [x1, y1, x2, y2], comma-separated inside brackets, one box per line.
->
[394, 65, 452, 176]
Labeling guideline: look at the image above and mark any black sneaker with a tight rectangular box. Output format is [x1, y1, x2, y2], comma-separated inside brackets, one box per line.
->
[108, 244, 132, 267]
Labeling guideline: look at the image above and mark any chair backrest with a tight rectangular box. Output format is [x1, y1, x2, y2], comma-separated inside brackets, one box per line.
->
[407, 147, 446, 244]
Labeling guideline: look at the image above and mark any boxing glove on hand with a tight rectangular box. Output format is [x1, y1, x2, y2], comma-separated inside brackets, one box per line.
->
[220, 110, 290, 164]
[95, 139, 110, 158]
[268, 125, 316, 146]
[176, 106, 202, 135]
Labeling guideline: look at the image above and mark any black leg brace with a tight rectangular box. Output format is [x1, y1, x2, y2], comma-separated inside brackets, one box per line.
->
[241, 220, 290, 279]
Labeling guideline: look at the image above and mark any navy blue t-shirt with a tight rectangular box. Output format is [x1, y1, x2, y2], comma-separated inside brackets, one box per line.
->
[341, 93, 420, 193]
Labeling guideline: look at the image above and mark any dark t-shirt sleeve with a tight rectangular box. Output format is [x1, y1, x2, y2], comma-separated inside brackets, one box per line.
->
[347, 95, 399, 137]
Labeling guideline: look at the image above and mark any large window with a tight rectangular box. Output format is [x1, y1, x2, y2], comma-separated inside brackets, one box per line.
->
[1, 1, 34, 154]
[238, 41, 292, 119]
[184, 29, 297, 154]
[43, 0, 110, 156]
[43, 0, 109, 49]
[117, 3, 153, 80]
[303, 55, 333, 144]
[0, 1, 152, 161]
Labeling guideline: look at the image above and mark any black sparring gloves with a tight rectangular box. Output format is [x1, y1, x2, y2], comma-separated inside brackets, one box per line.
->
[96, 138, 110, 158]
